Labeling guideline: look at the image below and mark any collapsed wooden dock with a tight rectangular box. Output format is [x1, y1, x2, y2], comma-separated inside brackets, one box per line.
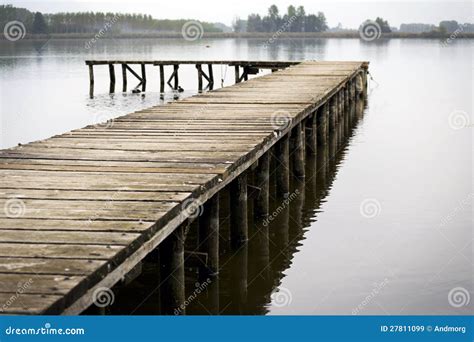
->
[0, 60, 368, 314]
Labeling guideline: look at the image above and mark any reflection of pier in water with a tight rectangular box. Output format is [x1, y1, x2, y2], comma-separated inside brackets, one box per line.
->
[102, 98, 366, 315]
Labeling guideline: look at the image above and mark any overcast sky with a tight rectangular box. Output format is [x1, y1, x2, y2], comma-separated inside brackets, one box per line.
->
[4, 0, 473, 28]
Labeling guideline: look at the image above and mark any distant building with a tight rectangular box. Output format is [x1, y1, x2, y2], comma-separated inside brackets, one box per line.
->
[399, 23, 436, 33]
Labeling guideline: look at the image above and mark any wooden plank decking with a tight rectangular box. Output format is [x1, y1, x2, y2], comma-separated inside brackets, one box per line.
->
[0, 61, 367, 314]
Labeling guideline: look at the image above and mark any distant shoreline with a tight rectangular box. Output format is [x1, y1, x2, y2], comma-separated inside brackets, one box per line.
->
[1, 31, 474, 40]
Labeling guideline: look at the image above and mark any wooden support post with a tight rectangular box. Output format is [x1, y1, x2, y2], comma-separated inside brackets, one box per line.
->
[196, 64, 203, 92]
[254, 152, 270, 219]
[198, 195, 219, 276]
[159, 224, 185, 315]
[230, 172, 248, 247]
[88, 64, 94, 86]
[173, 64, 179, 90]
[317, 104, 328, 146]
[88, 64, 94, 96]
[159, 65, 165, 93]
[306, 112, 317, 155]
[338, 91, 343, 120]
[275, 135, 290, 197]
[362, 69, 368, 98]
[329, 97, 336, 131]
[208, 64, 214, 90]
[291, 122, 305, 178]
[242, 66, 249, 81]
[345, 86, 350, 107]
[108, 63, 115, 93]
[141, 64, 146, 91]
[121, 64, 127, 92]
[235, 65, 240, 83]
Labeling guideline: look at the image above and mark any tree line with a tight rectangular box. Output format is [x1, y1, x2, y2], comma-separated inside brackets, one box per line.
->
[234, 4, 328, 33]
[0, 5, 222, 34]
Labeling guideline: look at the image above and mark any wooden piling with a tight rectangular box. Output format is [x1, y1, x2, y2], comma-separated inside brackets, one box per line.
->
[254, 152, 270, 219]
[159, 224, 185, 315]
[329, 97, 337, 131]
[198, 195, 219, 276]
[141, 63, 146, 91]
[306, 112, 318, 155]
[275, 135, 290, 197]
[108, 64, 115, 93]
[235, 65, 240, 83]
[159, 65, 165, 93]
[121, 64, 127, 92]
[196, 64, 203, 92]
[317, 104, 328, 146]
[88, 64, 94, 86]
[173, 64, 179, 90]
[208, 64, 214, 90]
[230, 172, 248, 247]
[291, 122, 305, 178]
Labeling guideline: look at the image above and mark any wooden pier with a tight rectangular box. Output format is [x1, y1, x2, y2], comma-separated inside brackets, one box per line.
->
[0, 60, 368, 314]
[86, 60, 299, 95]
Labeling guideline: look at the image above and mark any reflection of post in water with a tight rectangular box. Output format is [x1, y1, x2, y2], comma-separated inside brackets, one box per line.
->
[289, 177, 305, 241]
[228, 244, 248, 314]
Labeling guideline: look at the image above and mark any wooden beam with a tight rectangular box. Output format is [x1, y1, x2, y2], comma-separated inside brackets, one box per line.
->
[291, 122, 305, 178]
[230, 172, 248, 247]
[198, 195, 219, 276]
[159, 223, 185, 315]
[159, 65, 165, 93]
[275, 135, 290, 197]
[254, 152, 270, 219]
[121, 64, 127, 92]
[108, 64, 115, 94]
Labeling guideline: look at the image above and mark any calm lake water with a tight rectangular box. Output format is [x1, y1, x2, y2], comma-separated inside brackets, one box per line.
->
[0, 38, 472, 315]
